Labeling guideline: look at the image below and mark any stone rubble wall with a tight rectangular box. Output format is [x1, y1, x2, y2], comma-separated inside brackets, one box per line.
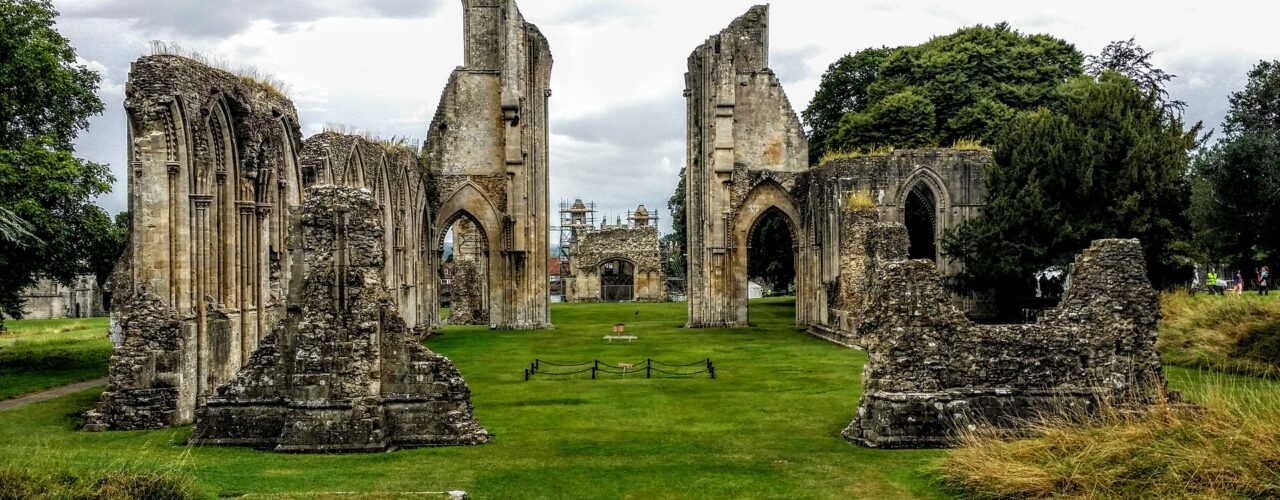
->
[846, 239, 1169, 448]
[190, 186, 489, 453]
[566, 226, 666, 302]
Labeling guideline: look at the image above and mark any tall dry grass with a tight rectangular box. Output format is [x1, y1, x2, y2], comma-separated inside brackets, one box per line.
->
[1158, 291, 1280, 378]
[938, 380, 1280, 499]
[0, 445, 198, 500]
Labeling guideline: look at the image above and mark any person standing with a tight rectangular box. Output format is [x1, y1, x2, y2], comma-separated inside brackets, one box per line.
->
[1235, 270, 1244, 295]
[1260, 266, 1271, 296]
[1207, 270, 1221, 295]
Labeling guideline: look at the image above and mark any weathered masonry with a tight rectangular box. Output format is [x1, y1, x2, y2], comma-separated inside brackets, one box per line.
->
[191, 186, 489, 453]
[425, 0, 553, 329]
[846, 239, 1170, 448]
[299, 132, 430, 328]
[84, 56, 305, 431]
[685, 5, 813, 328]
[683, 5, 991, 333]
[565, 205, 666, 302]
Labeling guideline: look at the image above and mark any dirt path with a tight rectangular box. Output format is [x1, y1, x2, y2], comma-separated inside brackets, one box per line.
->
[0, 378, 107, 412]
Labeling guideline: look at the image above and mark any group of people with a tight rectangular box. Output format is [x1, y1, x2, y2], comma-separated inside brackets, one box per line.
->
[1205, 266, 1270, 295]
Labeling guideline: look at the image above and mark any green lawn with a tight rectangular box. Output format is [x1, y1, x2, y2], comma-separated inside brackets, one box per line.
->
[0, 317, 111, 400]
[0, 300, 1277, 499]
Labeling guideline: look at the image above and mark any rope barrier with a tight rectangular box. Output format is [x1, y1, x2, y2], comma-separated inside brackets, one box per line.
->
[525, 359, 715, 381]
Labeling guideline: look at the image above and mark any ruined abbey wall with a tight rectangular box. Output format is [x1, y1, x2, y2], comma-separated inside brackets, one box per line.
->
[299, 132, 430, 328]
[84, 55, 305, 430]
[425, 0, 552, 329]
[846, 239, 1169, 448]
[566, 226, 665, 302]
[191, 186, 489, 452]
[685, 5, 814, 328]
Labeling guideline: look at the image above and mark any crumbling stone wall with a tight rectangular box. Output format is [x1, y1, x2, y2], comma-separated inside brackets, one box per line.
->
[300, 132, 429, 328]
[425, 0, 553, 330]
[846, 239, 1169, 448]
[566, 226, 665, 302]
[190, 186, 489, 452]
[85, 55, 305, 430]
[684, 5, 813, 328]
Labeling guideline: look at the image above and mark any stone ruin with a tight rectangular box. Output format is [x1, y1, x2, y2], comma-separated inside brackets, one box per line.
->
[88, 0, 552, 431]
[846, 239, 1169, 448]
[564, 204, 666, 302]
[191, 186, 489, 452]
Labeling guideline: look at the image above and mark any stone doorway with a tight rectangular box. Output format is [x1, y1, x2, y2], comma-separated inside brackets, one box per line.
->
[905, 182, 938, 262]
[440, 215, 490, 325]
[746, 207, 797, 323]
[600, 259, 636, 302]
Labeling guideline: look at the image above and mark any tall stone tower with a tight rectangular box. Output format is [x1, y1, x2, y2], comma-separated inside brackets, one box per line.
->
[684, 5, 810, 328]
[425, 0, 553, 329]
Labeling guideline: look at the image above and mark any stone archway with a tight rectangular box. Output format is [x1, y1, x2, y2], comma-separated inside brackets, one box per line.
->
[432, 183, 504, 327]
[599, 258, 637, 302]
[712, 181, 805, 328]
[904, 182, 938, 262]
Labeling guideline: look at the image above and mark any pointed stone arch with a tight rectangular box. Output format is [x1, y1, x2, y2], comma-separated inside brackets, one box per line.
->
[723, 180, 806, 326]
[895, 167, 949, 264]
[432, 183, 505, 326]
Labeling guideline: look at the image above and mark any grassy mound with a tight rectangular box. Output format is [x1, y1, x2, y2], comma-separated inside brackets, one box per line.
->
[1158, 292, 1280, 378]
[937, 375, 1280, 499]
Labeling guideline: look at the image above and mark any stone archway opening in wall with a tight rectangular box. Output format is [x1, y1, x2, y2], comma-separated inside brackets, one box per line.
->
[905, 182, 938, 262]
[746, 206, 798, 322]
[437, 212, 490, 326]
[600, 258, 636, 302]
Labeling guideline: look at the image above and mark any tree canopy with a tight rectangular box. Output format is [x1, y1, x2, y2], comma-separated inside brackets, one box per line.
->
[804, 23, 1084, 157]
[942, 72, 1199, 313]
[1190, 60, 1280, 272]
[0, 0, 118, 324]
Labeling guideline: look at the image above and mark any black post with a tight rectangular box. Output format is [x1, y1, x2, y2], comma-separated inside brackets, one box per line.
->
[594, 360, 599, 370]
[646, 358, 651, 379]
[709, 361, 715, 380]
[536, 359, 541, 370]
[524, 369, 529, 381]
[591, 366, 597, 380]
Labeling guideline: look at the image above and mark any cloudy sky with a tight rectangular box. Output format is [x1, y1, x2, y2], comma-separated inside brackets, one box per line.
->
[53, 0, 1280, 235]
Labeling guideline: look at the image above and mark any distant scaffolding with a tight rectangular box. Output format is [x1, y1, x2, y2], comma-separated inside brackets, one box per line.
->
[555, 199, 597, 298]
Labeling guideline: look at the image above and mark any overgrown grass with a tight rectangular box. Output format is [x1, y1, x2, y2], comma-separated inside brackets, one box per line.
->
[937, 368, 1280, 499]
[148, 41, 292, 98]
[818, 146, 897, 166]
[0, 462, 197, 499]
[1158, 291, 1280, 378]
[0, 318, 111, 400]
[948, 138, 990, 151]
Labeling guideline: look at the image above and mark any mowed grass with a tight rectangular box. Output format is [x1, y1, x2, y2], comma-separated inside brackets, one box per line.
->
[0, 299, 949, 499]
[0, 317, 111, 400]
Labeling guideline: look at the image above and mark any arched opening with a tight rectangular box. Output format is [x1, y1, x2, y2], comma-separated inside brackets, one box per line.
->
[600, 259, 636, 302]
[904, 182, 937, 262]
[438, 213, 489, 325]
[747, 207, 796, 323]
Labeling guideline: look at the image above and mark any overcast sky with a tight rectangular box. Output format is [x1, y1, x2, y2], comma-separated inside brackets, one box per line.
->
[53, 0, 1280, 235]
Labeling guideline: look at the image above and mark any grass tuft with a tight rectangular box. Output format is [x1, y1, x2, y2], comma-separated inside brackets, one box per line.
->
[948, 138, 990, 151]
[149, 40, 293, 99]
[938, 377, 1280, 499]
[818, 146, 896, 167]
[1158, 291, 1280, 378]
[846, 191, 877, 210]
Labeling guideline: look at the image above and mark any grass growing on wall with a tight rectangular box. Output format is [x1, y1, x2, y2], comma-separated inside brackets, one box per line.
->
[0, 317, 111, 400]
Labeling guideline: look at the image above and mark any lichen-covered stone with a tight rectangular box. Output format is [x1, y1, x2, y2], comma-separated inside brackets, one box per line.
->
[845, 239, 1171, 448]
[190, 186, 489, 453]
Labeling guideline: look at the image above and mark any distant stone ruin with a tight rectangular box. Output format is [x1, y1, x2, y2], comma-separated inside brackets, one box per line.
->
[846, 239, 1169, 448]
[190, 186, 489, 452]
[564, 205, 666, 302]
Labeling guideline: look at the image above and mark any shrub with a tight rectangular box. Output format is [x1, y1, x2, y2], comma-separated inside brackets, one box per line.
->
[1158, 291, 1280, 378]
[937, 383, 1280, 499]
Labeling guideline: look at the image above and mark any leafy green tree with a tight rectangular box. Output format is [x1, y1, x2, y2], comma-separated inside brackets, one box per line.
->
[0, 0, 116, 326]
[1190, 60, 1280, 272]
[1223, 60, 1280, 135]
[802, 47, 896, 163]
[943, 72, 1199, 315]
[831, 90, 936, 150]
[664, 167, 687, 280]
[820, 23, 1083, 155]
